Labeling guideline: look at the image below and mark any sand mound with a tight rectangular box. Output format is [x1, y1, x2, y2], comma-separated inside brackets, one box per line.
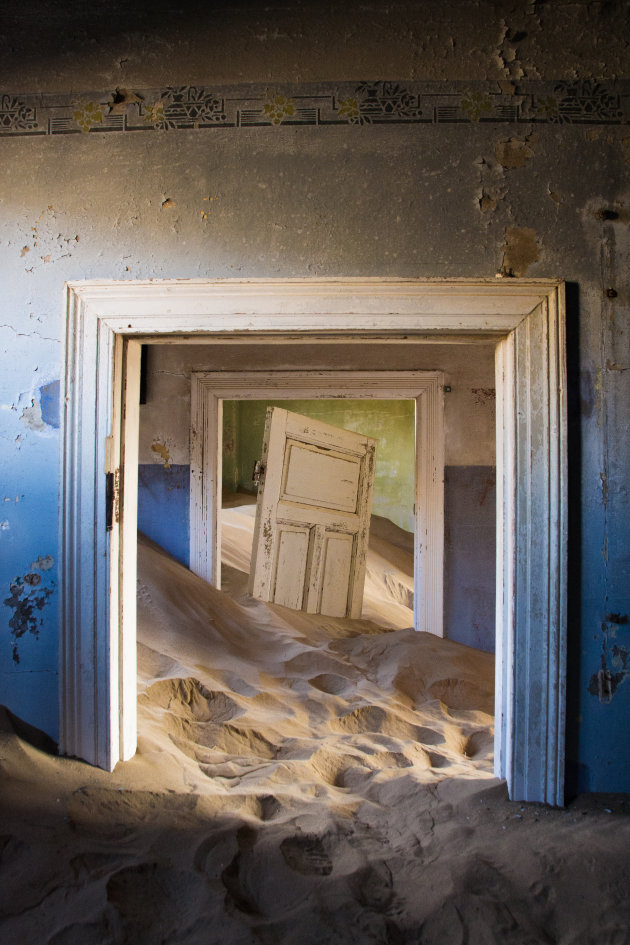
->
[1, 521, 629, 943]
[135, 519, 496, 807]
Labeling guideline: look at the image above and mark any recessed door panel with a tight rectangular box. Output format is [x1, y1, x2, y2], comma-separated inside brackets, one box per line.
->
[319, 533, 354, 617]
[282, 442, 360, 512]
[272, 525, 311, 609]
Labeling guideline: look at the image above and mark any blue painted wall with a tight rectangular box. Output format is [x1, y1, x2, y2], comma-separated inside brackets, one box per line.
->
[444, 467, 496, 653]
[137, 465, 190, 567]
[1, 3, 629, 795]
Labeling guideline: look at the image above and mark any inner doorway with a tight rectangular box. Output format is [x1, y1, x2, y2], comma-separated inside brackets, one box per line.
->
[188, 371, 444, 636]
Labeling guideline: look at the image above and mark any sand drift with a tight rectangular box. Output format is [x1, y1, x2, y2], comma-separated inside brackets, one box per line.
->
[1, 510, 628, 943]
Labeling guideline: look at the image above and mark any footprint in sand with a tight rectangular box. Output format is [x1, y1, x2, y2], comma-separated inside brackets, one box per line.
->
[334, 704, 445, 747]
[334, 763, 375, 790]
[67, 788, 196, 841]
[220, 825, 265, 916]
[280, 834, 333, 876]
[426, 751, 449, 768]
[308, 673, 353, 696]
[352, 859, 395, 910]
[107, 862, 210, 939]
[142, 677, 243, 723]
[309, 746, 363, 787]
[193, 828, 240, 879]
[428, 677, 494, 714]
[257, 793, 284, 821]
[195, 723, 278, 760]
[463, 730, 494, 759]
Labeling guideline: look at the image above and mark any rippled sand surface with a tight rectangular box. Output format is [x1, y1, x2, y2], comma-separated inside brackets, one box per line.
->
[0, 510, 628, 944]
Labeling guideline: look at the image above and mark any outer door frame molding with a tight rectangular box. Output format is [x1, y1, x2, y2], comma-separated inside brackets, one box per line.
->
[60, 278, 567, 805]
[189, 370, 444, 636]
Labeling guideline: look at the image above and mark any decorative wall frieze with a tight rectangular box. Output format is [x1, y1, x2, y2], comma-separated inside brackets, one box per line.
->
[1, 80, 629, 138]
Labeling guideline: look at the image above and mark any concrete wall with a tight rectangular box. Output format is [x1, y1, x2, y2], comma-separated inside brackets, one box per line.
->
[1, 1, 629, 794]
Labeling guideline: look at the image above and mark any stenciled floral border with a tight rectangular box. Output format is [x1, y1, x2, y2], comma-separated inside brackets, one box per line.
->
[1, 80, 629, 137]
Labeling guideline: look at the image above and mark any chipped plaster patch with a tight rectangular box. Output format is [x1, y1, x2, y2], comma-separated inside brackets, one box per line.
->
[4, 555, 55, 664]
[479, 193, 497, 213]
[588, 628, 630, 704]
[473, 156, 506, 227]
[15, 380, 60, 435]
[500, 226, 540, 277]
[494, 21, 528, 81]
[496, 133, 537, 169]
[151, 440, 172, 469]
[20, 400, 46, 432]
[30, 555, 54, 571]
[108, 87, 143, 116]
[22, 206, 79, 272]
[471, 388, 496, 407]
[39, 380, 60, 429]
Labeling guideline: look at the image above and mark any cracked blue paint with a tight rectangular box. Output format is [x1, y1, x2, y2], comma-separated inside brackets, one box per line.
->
[39, 380, 60, 429]
[4, 558, 56, 664]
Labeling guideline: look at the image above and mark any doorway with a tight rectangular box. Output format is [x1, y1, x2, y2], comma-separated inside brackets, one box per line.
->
[59, 278, 567, 804]
[189, 371, 444, 635]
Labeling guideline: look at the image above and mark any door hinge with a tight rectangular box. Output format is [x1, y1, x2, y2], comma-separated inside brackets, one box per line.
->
[106, 469, 120, 531]
[252, 460, 265, 486]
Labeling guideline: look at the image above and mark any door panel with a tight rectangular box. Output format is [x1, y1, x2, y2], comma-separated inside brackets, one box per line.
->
[249, 407, 377, 618]
[282, 442, 361, 511]
[319, 532, 354, 617]
[273, 526, 311, 609]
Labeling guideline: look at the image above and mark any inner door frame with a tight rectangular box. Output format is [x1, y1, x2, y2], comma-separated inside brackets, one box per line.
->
[59, 277, 567, 805]
[190, 370, 444, 635]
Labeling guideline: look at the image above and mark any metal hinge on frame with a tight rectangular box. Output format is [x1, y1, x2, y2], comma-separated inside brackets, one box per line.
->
[106, 469, 120, 531]
[252, 460, 265, 486]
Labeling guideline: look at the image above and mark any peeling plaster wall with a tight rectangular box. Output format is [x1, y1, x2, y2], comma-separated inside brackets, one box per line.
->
[1, 0, 629, 793]
[3, 1, 629, 90]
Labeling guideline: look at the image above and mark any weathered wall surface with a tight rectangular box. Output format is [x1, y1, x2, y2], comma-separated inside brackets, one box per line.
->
[138, 344, 496, 470]
[1, 1, 629, 793]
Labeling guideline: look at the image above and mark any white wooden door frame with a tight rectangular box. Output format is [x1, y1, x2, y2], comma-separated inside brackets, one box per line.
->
[60, 278, 566, 805]
[190, 370, 444, 635]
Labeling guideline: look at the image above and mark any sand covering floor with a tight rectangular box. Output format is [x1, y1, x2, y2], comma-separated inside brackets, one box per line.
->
[1, 508, 629, 944]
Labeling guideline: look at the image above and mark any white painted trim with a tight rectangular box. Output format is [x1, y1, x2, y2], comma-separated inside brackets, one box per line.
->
[189, 371, 444, 635]
[119, 341, 141, 761]
[495, 333, 516, 792]
[494, 293, 567, 805]
[59, 278, 566, 805]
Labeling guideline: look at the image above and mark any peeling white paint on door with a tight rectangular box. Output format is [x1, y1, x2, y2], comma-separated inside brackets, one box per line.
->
[249, 407, 377, 618]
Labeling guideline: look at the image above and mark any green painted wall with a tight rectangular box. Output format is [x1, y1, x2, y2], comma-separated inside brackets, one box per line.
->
[223, 400, 415, 531]
[222, 400, 239, 493]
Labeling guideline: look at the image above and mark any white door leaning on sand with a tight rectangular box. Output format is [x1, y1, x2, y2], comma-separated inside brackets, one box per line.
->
[249, 407, 377, 618]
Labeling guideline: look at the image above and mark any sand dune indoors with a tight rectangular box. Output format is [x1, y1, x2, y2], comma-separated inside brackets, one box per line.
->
[0, 515, 628, 944]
